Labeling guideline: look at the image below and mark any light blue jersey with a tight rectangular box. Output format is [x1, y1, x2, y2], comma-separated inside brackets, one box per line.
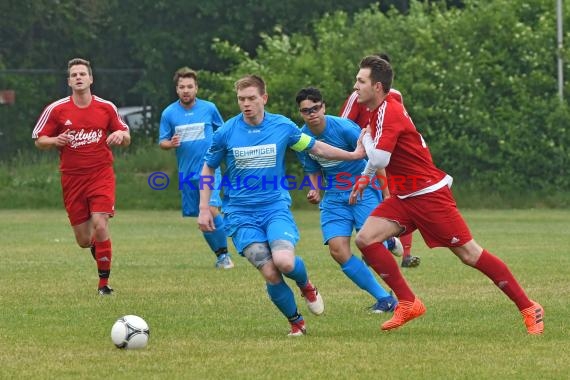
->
[297, 115, 368, 193]
[159, 99, 224, 216]
[205, 111, 315, 214]
[296, 115, 382, 244]
[296, 113, 394, 306]
[159, 99, 223, 180]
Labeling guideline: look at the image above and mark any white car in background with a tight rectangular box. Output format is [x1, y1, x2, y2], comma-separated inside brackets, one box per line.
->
[117, 106, 153, 132]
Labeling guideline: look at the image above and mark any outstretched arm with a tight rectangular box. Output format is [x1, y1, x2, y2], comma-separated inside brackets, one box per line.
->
[309, 137, 365, 161]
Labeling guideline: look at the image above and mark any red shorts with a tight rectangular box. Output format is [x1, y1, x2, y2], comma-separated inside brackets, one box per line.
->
[370, 185, 472, 248]
[61, 166, 116, 226]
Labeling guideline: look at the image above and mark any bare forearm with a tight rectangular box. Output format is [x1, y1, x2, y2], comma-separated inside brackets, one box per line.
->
[35, 137, 56, 150]
[199, 163, 215, 211]
[121, 132, 131, 147]
[308, 173, 321, 189]
[376, 168, 390, 199]
[159, 140, 176, 150]
[310, 140, 364, 161]
[159, 134, 181, 150]
[106, 130, 131, 147]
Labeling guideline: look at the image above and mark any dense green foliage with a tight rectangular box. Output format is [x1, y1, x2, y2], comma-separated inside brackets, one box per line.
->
[0, 0, 391, 156]
[0, 0, 568, 207]
[203, 0, 570, 195]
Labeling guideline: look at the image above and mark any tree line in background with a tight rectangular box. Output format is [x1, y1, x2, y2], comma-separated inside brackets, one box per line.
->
[0, 0, 568, 200]
[0, 0, 426, 153]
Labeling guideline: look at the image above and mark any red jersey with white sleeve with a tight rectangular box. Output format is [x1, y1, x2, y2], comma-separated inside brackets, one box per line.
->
[32, 96, 129, 175]
[339, 88, 403, 129]
[370, 92, 451, 198]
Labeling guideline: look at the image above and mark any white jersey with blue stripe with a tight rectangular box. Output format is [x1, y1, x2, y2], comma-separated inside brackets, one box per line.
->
[297, 115, 367, 192]
[205, 111, 315, 212]
[159, 99, 223, 180]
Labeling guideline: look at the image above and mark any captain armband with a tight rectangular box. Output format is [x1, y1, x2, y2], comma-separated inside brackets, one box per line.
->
[290, 133, 313, 152]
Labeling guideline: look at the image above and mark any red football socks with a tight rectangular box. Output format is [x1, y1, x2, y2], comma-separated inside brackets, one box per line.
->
[94, 239, 112, 288]
[474, 249, 533, 311]
[400, 233, 413, 258]
[360, 242, 415, 302]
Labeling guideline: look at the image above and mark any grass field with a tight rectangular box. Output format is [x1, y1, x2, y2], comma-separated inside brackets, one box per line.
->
[1, 209, 569, 379]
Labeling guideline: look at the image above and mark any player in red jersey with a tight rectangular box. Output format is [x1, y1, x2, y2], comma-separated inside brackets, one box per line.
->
[349, 55, 543, 334]
[340, 53, 419, 269]
[32, 58, 131, 295]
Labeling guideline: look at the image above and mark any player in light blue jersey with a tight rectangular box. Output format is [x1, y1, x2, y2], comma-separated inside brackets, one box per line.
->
[295, 87, 402, 314]
[159, 67, 233, 269]
[198, 75, 366, 336]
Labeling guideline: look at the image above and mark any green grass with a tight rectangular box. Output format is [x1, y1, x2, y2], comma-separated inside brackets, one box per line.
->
[1, 209, 569, 379]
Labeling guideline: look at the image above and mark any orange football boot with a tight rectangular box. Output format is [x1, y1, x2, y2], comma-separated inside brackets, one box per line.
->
[381, 297, 426, 330]
[521, 301, 544, 335]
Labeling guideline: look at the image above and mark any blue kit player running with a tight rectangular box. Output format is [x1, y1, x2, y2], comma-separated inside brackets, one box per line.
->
[159, 67, 233, 269]
[295, 87, 400, 313]
[198, 75, 366, 336]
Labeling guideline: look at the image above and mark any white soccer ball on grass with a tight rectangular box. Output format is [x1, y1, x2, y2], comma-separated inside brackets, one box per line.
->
[110, 315, 150, 349]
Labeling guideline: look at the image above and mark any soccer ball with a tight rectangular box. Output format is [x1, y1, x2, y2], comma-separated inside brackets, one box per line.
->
[110, 315, 150, 349]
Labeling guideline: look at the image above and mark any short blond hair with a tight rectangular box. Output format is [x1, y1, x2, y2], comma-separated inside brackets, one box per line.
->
[234, 75, 266, 95]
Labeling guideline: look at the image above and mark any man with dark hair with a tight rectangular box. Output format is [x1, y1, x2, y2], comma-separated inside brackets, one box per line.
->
[159, 67, 233, 269]
[350, 55, 543, 334]
[295, 86, 400, 313]
[339, 53, 420, 268]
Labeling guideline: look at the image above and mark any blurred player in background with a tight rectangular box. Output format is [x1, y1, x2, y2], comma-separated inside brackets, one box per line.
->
[350, 55, 543, 334]
[32, 58, 131, 295]
[295, 86, 400, 313]
[198, 75, 365, 336]
[340, 53, 420, 269]
[159, 67, 233, 269]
